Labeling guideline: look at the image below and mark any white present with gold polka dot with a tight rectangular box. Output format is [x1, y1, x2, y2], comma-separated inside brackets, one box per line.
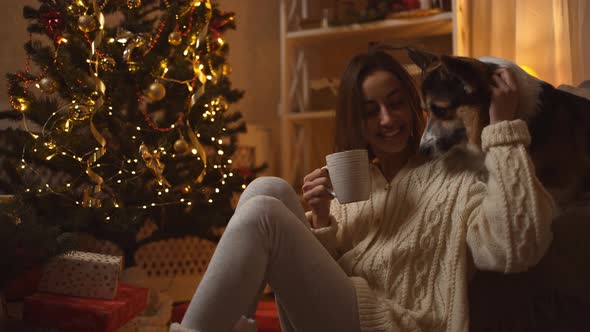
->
[37, 251, 123, 299]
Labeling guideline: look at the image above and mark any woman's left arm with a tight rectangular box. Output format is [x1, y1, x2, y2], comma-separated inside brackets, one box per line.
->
[465, 120, 554, 273]
[466, 68, 555, 273]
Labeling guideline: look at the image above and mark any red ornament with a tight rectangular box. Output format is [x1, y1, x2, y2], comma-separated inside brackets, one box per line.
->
[209, 14, 233, 40]
[391, 3, 405, 12]
[39, 7, 65, 42]
[210, 16, 231, 30]
[403, 0, 421, 10]
[209, 15, 233, 50]
[236, 166, 254, 180]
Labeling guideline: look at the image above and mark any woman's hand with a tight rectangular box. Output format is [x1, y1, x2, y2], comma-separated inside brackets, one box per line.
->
[302, 167, 334, 228]
[489, 67, 519, 124]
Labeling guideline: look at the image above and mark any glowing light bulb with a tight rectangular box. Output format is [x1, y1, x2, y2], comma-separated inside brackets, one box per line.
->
[519, 64, 539, 78]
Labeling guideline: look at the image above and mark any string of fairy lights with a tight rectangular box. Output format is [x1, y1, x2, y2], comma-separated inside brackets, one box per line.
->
[10, 0, 248, 219]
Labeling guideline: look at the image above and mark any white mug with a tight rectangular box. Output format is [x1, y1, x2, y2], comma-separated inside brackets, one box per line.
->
[325, 149, 370, 204]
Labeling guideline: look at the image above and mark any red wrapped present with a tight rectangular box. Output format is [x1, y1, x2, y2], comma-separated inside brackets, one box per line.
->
[171, 296, 282, 332]
[23, 284, 148, 332]
[3, 264, 43, 301]
[255, 299, 281, 332]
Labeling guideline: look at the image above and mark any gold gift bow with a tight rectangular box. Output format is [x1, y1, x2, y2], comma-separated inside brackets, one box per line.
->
[139, 143, 171, 188]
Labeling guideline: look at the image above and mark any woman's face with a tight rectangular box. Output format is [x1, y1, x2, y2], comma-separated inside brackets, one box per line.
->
[361, 70, 413, 158]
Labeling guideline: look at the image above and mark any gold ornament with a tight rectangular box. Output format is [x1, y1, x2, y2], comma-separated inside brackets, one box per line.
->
[117, 29, 152, 69]
[69, 103, 93, 121]
[128, 63, 140, 72]
[174, 138, 189, 154]
[39, 77, 58, 94]
[168, 31, 182, 46]
[78, 15, 97, 33]
[147, 82, 166, 102]
[90, 90, 102, 101]
[221, 64, 232, 76]
[127, 0, 142, 8]
[14, 97, 30, 112]
[99, 56, 116, 72]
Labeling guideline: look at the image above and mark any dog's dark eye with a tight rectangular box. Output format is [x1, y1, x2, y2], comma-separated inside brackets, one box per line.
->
[430, 105, 447, 118]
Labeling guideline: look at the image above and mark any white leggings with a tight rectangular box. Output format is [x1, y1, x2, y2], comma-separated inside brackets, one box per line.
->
[177, 177, 361, 332]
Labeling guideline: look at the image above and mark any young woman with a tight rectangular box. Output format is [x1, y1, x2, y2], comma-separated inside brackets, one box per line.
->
[171, 48, 554, 332]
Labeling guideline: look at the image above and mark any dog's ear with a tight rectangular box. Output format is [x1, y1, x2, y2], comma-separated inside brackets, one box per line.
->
[440, 55, 473, 74]
[407, 48, 439, 70]
[440, 55, 487, 94]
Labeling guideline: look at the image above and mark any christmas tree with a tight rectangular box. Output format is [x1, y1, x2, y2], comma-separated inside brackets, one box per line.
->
[0, 0, 260, 286]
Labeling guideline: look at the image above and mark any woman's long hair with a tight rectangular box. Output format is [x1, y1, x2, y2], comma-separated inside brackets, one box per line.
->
[335, 46, 426, 159]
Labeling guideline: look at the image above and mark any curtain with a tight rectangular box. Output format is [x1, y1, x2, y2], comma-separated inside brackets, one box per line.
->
[454, 0, 590, 86]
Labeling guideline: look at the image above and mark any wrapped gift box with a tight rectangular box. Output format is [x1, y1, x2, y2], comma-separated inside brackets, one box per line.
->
[171, 296, 281, 332]
[23, 284, 149, 332]
[38, 251, 122, 299]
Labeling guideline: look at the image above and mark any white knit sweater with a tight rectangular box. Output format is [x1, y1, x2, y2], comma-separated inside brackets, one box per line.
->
[309, 120, 554, 332]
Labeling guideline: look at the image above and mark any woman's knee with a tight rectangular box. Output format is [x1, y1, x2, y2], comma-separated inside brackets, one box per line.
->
[228, 195, 297, 236]
[238, 177, 297, 210]
[230, 195, 287, 230]
[244, 176, 294, 199]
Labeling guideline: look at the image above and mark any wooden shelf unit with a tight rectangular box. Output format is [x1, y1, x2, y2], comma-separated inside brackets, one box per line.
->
[279, 0, 457, 189]
[286, 12, 453, 46]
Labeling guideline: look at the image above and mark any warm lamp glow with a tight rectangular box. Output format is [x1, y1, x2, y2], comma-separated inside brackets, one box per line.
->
[519, 65, 539, 78]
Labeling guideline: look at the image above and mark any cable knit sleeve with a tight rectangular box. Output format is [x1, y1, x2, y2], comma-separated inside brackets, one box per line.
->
[465, 119, 555, 273]
[305, 211, 340, 258]
[305, 198, 358, 260]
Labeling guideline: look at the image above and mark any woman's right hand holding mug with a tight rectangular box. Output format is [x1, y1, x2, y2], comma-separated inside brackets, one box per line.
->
[302, 166, 334, 229]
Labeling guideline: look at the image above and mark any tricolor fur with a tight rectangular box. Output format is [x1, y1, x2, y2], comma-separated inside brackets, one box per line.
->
[408, 49, 590, 208]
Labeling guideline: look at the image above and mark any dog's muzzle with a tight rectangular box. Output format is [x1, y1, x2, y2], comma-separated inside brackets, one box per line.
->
[418, 141, 434, 156]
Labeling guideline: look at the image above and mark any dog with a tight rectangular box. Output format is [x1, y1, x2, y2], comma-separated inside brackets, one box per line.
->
[406, 49, 590, 331]
[407, 48, 590, 209]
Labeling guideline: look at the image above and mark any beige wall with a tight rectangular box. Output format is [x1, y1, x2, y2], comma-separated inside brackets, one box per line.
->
[0, 0, 281, 174]
[217, 0, 281, 175]
[0, 0, 38, 110]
